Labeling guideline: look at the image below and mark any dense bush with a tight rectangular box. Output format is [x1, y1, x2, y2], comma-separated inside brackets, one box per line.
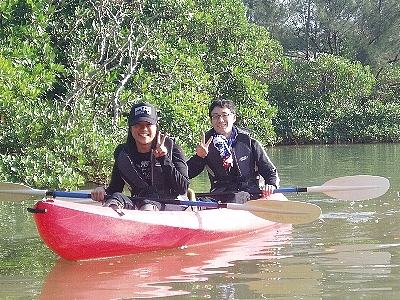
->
[0, 0, 281, 188]
[269, 55, 386, 144]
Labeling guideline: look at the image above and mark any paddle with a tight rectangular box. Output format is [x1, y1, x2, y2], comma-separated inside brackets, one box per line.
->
[0, 182, 91, 202]
[196, 175, 390, 201]
[225, 199, 321, 225]
[0, 182, 320, 224]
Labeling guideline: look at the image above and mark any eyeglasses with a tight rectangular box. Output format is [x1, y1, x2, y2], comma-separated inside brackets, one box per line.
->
[211, 113, 233, 120]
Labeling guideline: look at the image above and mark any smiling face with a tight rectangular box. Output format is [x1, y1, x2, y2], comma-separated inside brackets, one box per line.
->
[210, 106, 236, 137]
[130, 122, 157, 152]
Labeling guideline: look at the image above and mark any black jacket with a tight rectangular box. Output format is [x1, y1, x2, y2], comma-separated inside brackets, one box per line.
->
[187, 127, 279, 193]
[106, 137, 189, 197]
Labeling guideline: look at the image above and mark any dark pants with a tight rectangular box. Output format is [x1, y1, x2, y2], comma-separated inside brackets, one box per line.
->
[209, 190, 251, 204]
[104, 192, 186, 211]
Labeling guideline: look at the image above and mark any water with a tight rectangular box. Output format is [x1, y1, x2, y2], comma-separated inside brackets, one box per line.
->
[1, 143, 399, 299]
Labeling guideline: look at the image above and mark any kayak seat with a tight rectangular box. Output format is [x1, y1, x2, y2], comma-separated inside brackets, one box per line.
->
[139, 203, 160, 211]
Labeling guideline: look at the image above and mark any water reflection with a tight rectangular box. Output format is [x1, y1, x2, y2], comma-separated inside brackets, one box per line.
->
[39, 225, 292, 299]
[310, 243, 398, 297]
[316, 243, 394, 274]
[242, 260, 323, 299]
[322, 211, 376, 223]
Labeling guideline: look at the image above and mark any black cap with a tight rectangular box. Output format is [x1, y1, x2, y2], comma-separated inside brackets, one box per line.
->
[128, 102, 158, 125]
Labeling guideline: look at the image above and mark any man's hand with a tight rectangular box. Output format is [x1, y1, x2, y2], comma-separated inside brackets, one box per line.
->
[196, 132, 213, 158]
[260, 184, 276, 198]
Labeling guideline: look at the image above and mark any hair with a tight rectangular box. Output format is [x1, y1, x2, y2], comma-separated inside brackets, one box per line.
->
[208, 99, 236, 117]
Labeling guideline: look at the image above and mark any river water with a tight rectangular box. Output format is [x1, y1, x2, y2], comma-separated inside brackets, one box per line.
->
[1, 143, 399, 299]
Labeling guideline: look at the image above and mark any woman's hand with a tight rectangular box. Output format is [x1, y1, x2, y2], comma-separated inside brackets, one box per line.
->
[91, 186, 106, 202]
[153, 132, 168, 158]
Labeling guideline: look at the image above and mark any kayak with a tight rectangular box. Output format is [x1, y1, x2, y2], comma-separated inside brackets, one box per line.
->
[29, 194, 289, 261]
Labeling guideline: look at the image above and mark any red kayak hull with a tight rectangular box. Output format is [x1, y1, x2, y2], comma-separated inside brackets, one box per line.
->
[31, 195, 288, 261]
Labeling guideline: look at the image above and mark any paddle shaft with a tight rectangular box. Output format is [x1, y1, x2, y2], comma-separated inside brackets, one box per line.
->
[45, 191, 286, 211]
[47, 175, 389, 202]
[196, 185, 384, 197]
[0, 174, 389, 204]
[196, 187, 308, 198]
[0, 186, 296, 209]
[195, 175, 390, 201]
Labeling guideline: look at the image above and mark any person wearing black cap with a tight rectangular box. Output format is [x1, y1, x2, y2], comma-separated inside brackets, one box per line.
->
[91, 102, 189, 211]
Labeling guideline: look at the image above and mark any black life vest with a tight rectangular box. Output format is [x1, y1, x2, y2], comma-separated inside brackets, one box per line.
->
[116, 137, 176, 197]
[204, 128, 259, 192]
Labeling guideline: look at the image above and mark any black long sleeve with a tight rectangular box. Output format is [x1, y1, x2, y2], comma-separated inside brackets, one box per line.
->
[187, 154, 206, 179]
[105, 143, 189, 196]
[105, 144, 126, 195]
[251, 139, 280, 188]
[156, 143, 189, 195]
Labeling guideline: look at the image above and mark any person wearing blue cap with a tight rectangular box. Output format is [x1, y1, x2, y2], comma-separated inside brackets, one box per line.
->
[91, 102, 189, 211]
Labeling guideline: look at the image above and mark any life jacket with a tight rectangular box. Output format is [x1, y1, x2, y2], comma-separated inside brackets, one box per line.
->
[116, 137, 176, 197]
[204, 128, 259, 192]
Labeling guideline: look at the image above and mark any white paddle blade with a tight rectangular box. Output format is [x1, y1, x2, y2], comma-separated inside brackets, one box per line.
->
[0, 182, 45, 201]
[227, 199, 321, 225]
[308, 175, 390, 201]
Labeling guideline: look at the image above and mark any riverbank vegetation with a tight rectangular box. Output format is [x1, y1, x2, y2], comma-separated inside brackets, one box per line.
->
[1, 0, 399, 188]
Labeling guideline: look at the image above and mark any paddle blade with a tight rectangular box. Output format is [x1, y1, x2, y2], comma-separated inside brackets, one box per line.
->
[0, 182, 46, 202]
[309, 175, 390, 201]
[244, 199, 321, 225]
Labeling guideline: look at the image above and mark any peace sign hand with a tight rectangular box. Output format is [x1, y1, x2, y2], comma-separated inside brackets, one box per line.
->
[153, 132, 168, 158]
[196, 132, 213, 158]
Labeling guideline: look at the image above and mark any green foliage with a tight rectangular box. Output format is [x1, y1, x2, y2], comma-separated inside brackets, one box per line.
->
[270, 55, 377, 144]
[270, 56, 400, 144]
[373, 64, 400, 104]
[1, 0, 282, 188]
[360, 64, 400, 142]
[0, 0, 66, 187]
